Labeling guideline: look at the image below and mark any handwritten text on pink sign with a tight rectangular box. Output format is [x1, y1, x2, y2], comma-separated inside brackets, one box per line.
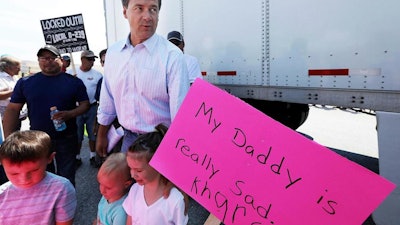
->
[150, 79, 395, 225]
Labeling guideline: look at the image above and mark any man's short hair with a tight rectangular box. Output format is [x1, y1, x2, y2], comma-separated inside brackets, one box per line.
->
[121, 0, 161, 9]
[99, 49, 107, 58]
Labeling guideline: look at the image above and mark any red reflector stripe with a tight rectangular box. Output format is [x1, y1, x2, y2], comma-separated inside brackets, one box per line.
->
[217, 71, 237, 76]
[308, 69, 349, 76]
[201, 71, 207, 76]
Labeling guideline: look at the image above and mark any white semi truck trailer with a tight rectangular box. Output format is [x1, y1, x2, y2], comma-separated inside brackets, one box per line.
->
[103, 0, 400, 224]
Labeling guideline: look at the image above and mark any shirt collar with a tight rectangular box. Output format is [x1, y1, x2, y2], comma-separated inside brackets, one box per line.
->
[0, 71, 12, 78]
[120, 33, 159, 55]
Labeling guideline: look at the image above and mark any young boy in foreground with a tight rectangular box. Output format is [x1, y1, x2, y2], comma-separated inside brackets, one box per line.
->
[0, 130, 77, 225]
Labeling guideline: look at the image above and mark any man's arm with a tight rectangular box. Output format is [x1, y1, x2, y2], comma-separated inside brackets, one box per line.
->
[96, 124, 111, 157]
[168, 53, 190, 120]
[0, 89, 12, 100]
[69, 100, 90, 118]
[52, 100, 90, 122]
[3, 102, 23, 138]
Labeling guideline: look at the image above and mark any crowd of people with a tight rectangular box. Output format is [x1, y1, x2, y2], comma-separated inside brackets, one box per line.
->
[0, 0, 202, 224]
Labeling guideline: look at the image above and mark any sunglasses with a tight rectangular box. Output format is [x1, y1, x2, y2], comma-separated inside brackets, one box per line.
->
[85, 57, 96, 61]
[38, 56, 59, 62]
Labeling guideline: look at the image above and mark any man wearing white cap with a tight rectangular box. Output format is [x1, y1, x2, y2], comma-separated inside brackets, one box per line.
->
[68, 50, 103, 167]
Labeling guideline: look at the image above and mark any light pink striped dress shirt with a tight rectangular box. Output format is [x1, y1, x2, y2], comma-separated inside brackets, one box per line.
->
[98, 33, 190, 133]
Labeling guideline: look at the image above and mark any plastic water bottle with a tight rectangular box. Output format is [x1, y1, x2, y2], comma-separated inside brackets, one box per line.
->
[50, 106, 66, 131]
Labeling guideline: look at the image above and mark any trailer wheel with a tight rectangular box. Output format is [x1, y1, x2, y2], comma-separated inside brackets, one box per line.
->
[242, 99, 309, 130]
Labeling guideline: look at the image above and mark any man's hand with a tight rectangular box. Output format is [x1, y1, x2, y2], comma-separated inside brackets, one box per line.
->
[96, 124, 110, 157]
[51, 110, 72, 122]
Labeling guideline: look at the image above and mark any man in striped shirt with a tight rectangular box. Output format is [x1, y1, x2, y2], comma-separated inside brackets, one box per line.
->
[96, 0, 190, 155]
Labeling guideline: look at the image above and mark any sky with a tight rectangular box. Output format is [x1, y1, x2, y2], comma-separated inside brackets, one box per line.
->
[0, 0, 107, 67]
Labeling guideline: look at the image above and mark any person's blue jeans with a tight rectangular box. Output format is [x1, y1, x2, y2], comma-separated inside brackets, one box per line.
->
[121, 129, 140, 153]
[76, 105, 97, 142]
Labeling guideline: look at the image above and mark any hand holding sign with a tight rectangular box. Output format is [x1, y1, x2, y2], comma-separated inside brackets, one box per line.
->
[151, 79, 395, 225]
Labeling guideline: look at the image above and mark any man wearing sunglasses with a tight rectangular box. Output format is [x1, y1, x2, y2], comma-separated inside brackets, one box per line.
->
[69, 50, 103, 168]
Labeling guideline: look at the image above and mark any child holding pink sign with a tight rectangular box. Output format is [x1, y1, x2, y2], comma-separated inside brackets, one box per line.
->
[123, 124, 188, 225]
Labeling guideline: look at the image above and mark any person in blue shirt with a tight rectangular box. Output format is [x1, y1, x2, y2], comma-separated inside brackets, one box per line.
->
[3, 45, 89, 186]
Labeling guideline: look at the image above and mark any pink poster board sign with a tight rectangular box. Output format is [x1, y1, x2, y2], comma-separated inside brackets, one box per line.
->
[150, 79, 395, 225]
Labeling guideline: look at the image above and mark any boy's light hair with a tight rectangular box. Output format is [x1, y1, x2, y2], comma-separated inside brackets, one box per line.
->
[99, 152, 131, 181]
[0, 130, 51, 163]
